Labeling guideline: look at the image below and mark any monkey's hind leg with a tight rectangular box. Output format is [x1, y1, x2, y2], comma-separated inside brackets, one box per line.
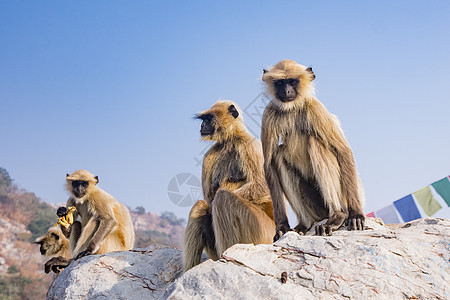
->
[346, 212, 365, 231]
[315, 211, 347, 236]
[212, 189, 275, 256]
[183, 200, 217, 271]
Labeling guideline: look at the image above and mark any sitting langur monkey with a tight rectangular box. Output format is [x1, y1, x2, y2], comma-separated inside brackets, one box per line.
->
[261, 59, 365, 239]
[183, 101, 275, 271]
[44, 169, 135, 274]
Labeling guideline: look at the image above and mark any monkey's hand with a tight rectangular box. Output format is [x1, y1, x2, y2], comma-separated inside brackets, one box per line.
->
[56, 206, 68, 217]
[44, 257, 72, 274]
[56, 206, 76, 229]
[274, 224, 292, 242]
[75, 249, 93, 260]
[346, 214, 365, 231]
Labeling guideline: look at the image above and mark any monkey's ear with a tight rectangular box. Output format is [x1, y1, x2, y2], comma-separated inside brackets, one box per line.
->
[228, 105, 239, 119]
[94, 176, 99, 184]
[66, 174, 70, 177]
[51, 232, 59, 240]
[263, 69, 268, 74]
[306, 67, 316, 80]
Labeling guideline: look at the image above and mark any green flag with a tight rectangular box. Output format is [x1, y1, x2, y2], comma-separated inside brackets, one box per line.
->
[413, 186, 442, 216]
[431, 177, 450, 206]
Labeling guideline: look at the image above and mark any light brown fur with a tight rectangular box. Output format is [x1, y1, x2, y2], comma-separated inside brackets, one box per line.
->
[183, 101, 275, 271]
[261, 60, 365, 238]
[44, 169, 135, 274]
[64, 169, 135, 257]
[35, 226, 71, 259]
[36, 226, 71, 277]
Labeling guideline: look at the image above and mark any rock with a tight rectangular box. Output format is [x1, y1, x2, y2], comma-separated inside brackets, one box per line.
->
[47, 218, 450, 299]
[47, 244, 183, 299]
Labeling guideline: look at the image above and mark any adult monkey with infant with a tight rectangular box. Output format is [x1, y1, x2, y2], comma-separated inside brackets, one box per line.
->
[261, 59, 365, 239]
[183, 101, 275, 271]
[44, 169, 135, 273]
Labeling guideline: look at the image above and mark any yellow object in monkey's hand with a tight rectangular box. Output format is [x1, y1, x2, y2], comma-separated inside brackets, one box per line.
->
[55, 206, 76, 229]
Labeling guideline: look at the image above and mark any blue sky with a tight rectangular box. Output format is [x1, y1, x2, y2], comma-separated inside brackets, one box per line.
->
[1, 1, 449, 221]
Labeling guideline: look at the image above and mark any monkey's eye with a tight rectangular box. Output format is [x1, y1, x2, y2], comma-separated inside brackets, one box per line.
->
[198, 113, 213, 122]
[82, 181, 89, 188]
[274, 80, 284, 87]
[289, 79, 299, 86]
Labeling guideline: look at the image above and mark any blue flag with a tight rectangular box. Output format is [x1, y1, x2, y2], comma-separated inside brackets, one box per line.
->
[393, 194, 421, 222]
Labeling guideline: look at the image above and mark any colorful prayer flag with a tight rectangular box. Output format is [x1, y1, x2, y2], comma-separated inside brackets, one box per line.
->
[431, 177, 450, 206]
[366, 212, 375, 217]
[374, 204, 401, 223]
[413, 186, 442, 216]
[393, 194, 421, 222]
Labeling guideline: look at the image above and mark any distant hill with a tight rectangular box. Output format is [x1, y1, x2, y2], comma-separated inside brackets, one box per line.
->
[0, 167, 185, 300]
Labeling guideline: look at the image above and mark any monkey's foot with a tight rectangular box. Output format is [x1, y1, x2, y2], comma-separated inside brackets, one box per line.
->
[274, 224, 292, 242]
[44, 257, 73, 274]
[315, 224, 332, 236]
[293, 224, 308, 235]
[346, 215, 365, 231]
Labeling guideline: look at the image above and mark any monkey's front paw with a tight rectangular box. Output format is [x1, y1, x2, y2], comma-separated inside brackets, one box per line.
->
[274, 224, 292, 242]
[44, 257, 71, 274]
[75, 250, 93, 260]
[315, 224, 332, 236]
[347, 215, 365, 231]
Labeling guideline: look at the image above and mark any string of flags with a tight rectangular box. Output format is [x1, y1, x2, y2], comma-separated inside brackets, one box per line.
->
[367, 176, 450, 223]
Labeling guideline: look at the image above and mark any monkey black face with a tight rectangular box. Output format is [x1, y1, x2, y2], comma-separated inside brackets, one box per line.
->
[196, 104, 239, 137]
[35, 240, 46, 255]
[274, 79, 299, 102]
[197, 113, 215, 136]
[35, 232, 60, 255]
[71, 180, 89, 198]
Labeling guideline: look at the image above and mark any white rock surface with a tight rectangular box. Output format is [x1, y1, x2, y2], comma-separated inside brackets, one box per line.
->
[47, 244, 183, 299]
[47, 218, 450, 300]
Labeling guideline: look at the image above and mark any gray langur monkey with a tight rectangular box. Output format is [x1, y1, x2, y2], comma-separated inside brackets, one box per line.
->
[183, 100, 275, 271]
[261, 59, 365, 240]
[44, 169, 135, 274]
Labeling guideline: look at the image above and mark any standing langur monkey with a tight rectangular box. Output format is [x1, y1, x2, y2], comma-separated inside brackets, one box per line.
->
[183, 101, 275, 271]
[44, 169, 135, 274]
[261, 59, 365, 239]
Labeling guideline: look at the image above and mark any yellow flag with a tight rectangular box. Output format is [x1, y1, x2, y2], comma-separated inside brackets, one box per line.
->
[413, 186, 442, 216]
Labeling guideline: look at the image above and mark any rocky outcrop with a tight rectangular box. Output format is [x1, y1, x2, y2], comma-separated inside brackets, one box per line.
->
[46, 244, 182, 299]
[47, 218, 450, 299]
